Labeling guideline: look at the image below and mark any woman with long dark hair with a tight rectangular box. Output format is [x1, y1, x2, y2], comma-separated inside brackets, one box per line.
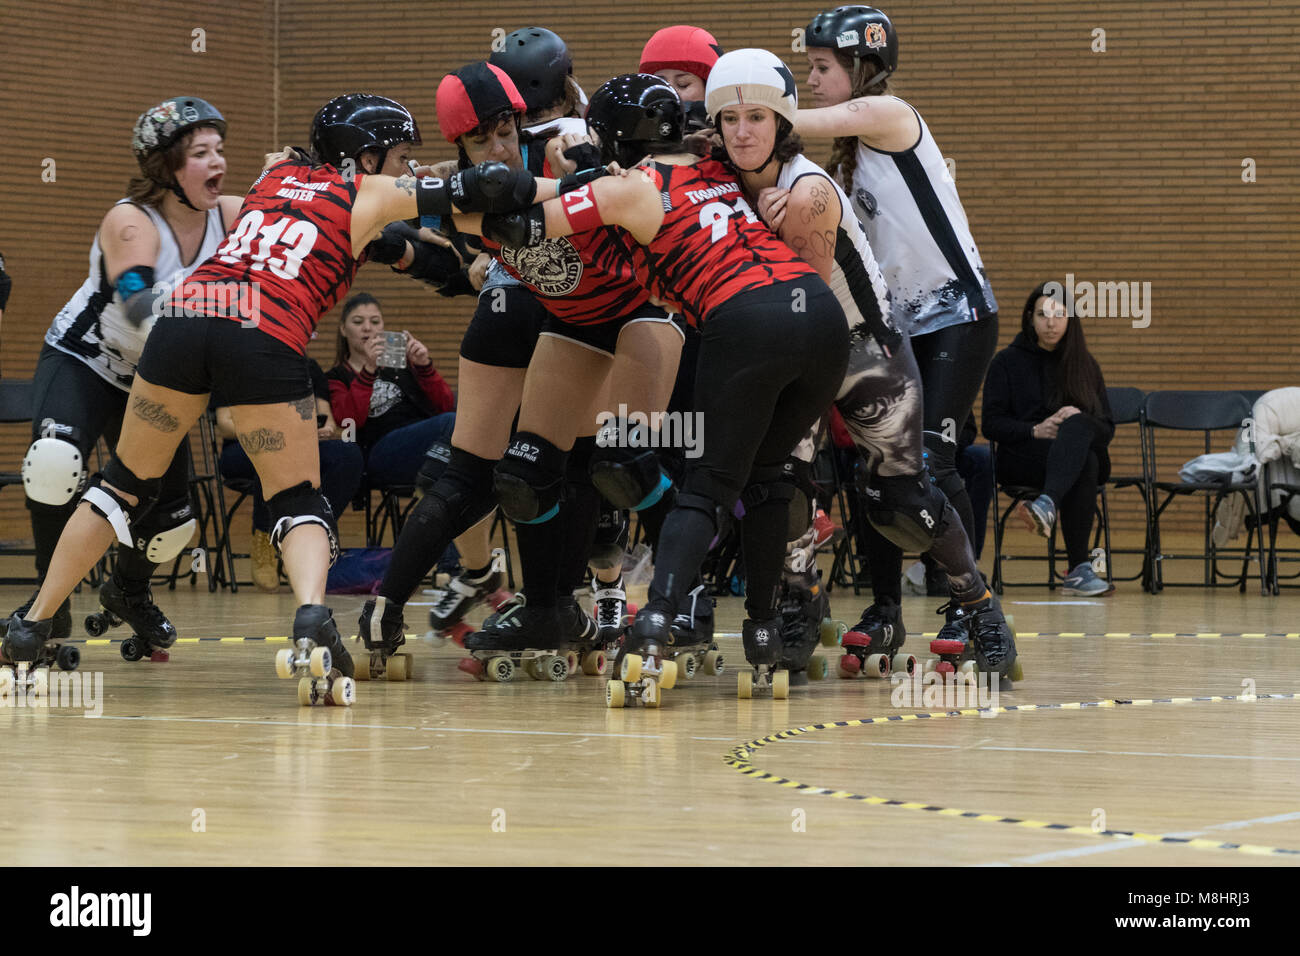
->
[981, 284, 1115, 596]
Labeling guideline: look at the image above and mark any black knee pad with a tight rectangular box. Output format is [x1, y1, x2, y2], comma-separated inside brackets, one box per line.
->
[590, 502, 629, 570]
[675, 491, 731, 542]
[82, 457, 161, 548]
[493, 431, 566, 524]
[923, 430, 964, 500]
[412, 448, 498, 535]
[741, 463, 804, 540]
[590, 444, 671, 512]
[863, 471, 951, 553]
[130, 496, 198, 563]
[414, 441, 453, 498]
[267, 481, 339, 565]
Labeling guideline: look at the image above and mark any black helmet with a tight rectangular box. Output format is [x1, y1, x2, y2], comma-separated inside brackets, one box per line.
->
[131, 96, 226, 168]
[488, 27, 573, 114]
[806, 6, 898, 84]
[586, 74, 686, 169]
[309, 93, 421, 172]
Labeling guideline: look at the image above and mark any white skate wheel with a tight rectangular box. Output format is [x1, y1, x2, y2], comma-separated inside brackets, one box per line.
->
[384, 655, 407, 681]
[864, 653, 890, 678]
[309, 646, 331, 678]
[606, 680, 626, 708]
[541, 655, 568, 682]
[891, 653, 917, 676]
[1009, 659, 1024, 682]
[806, 655, 828, 681]
[487, 656, 514, 682]
[274, 648, 295, 679]
[678, 653, 697, 681]
[737, 671, 753, 699]
[772, 670, 790, 700]
[620, 653, 643, 683]
[297, 678, 315, 706]
[398, 653, 415, 680]
[330, 677, 356, 706]
[702, 649, 724, 676]
[659, 659, 678, 690]
[581, 650, 607, 676]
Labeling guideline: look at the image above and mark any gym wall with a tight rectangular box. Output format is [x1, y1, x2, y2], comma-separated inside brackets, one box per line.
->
[0, 0, 1295, 542]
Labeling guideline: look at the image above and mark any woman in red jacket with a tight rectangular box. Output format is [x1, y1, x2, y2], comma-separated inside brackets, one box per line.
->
[326, 291, 456, 490]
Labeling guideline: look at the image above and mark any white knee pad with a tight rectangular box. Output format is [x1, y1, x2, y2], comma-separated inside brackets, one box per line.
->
[22, 437, 87, 506]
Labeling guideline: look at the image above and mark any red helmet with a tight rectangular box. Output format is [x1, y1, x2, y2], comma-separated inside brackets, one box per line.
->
[639, 26, 723, 82]
[435, 62, 527, 143]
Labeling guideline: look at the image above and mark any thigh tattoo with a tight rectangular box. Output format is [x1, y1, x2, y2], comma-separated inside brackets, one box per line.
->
[238, 428, 286, 454]
[290, 396, 314, 421]
[132, 397, 180, 432]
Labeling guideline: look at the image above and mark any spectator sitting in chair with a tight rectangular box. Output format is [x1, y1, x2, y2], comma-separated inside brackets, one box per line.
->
[326, 292, 456, 490]
[981, 283, 1115, 596]
[214, 360, 364, 591]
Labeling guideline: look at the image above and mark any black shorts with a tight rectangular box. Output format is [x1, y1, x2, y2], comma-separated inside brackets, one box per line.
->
[540, 304, 683, 356]
[137, 315, 313, 404]
[458, 284, 547, 369]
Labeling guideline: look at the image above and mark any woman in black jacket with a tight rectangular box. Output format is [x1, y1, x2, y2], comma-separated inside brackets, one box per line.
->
[982, 283, 1115, 595]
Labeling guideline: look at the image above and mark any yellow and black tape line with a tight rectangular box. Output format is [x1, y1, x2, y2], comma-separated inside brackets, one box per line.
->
[723, 693, 1300, 858]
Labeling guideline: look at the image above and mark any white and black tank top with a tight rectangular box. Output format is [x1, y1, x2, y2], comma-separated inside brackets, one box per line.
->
[847, 103, 997, 336]
[46, 200, 226, 390]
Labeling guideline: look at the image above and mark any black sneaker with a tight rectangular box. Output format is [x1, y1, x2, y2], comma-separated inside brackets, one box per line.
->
[466, 596, 564, 652]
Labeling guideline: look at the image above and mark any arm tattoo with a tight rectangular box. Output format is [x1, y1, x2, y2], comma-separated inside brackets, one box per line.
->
[131, 397, 179, 433]
[393, 175, 416, 197]
[290, 396, 314, 421]
[237, 428, 287, 454]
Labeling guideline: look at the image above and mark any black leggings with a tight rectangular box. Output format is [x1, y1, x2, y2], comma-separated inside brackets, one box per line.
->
[649, 277, 849, 621]
[996, 413, 1112, 567]
[28, 344, 191, 584]
[863, 316, 998, 599]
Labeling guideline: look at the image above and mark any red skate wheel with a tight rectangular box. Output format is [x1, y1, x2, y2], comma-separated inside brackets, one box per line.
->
[841, 631, 870, 649]
[489, 590, 512, 611]
[149, 649, 170, 663]
[448, 622, 473, 647]
[935, 661, 956, 675]
[457, 657, 487, 681]
[626, 604, 638, 617]
[838, 654, 861, 677]
[930, 639, 966, 654]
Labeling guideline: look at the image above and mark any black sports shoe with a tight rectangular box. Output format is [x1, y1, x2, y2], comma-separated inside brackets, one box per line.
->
[465, 596, 564, 652]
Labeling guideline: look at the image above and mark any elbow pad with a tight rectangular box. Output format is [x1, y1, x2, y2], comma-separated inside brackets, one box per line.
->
[401, 241, 465, 288]
[115, 266, 160, 327]
[367, 221, 419, 265]
[482, 206, 546, 248]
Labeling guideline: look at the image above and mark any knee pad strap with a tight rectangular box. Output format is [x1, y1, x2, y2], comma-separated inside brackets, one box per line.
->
[268, 481, 339, 565]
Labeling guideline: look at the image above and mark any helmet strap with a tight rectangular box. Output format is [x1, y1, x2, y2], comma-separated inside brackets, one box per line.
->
[167, 179, 201, 211]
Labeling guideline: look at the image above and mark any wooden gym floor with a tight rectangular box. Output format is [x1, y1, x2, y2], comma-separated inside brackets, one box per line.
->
[1, 575, 1298, 867]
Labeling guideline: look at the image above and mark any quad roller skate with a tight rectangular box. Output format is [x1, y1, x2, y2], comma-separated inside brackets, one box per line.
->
[355, 596, 414, 681]
[666, 585, 724, 681]
[833, 597, 915, 679]
[778, 568, 834, 684]
[84, 577, 178, 662]
[426, 551, 512, 648]
[605, 610, 678, 708]
[926, 592, 1023, 688]
[735, 615, 789, 699]
[274, 605, 356, 706]
[0, 590, 72, 643]
[590, 575, 630, 647]
[457, 595, 575, 683]
[564, 593, 617, 677]
[0, 614, 80, 699]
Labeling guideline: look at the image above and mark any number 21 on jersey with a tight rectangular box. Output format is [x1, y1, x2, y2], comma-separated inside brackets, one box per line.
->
[698, 196, 758, 243]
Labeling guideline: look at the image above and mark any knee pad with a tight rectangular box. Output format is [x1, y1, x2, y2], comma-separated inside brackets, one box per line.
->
[923, 430, 964, 500]
[82, 458, 162, 548]
[267, 481, 339, 565]
[590, 503, 629, 570]
[863, 472, 951, 553]
[675, 491, 730, 542]
[493, 431, 566, 524]
[130, 497, 198, 563]
[741, 463, 804, 540]
[411, 448, 499, 535]
[23, 433, 88, 506]
[590, 444, 671, 512]
[415, 441, 452, 498]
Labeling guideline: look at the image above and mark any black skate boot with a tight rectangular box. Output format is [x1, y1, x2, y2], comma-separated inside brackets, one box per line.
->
[837, 597, 912, 679]
[738, 615, 787, 699]
[87, 576, 178, 663]
[668, 584, 722, 681]
[1, 590, 72, 643]
[0, 615, 77, 698]
[778, 569, 829, 684]
[356, 596, 413, 681]
[559, 594, 611, 676]
[459, 596, 571, 683]
[428, 551, 510, 646]
[1, 614, 52, 664]
[590, 575, 628, 646]
[928, 591, 1022, 686]
[274, 605, 355, 706]
[606, 609, 677, 708]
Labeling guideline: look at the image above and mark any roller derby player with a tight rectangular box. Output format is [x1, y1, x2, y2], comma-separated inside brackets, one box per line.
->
[4, 92, 542, 707]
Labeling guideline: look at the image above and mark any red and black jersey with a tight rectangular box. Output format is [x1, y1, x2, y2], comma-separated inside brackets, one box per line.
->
[178, 160, 364, 354]
[629, 158, 815, 327]
[492, 227, 648, 326]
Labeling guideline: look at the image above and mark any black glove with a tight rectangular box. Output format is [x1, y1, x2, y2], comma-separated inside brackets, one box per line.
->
[450, 162, 536, 213]
[561, 141, 603, 171]
[683, 100, 712, 134]
[401, 240, 465, 287]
